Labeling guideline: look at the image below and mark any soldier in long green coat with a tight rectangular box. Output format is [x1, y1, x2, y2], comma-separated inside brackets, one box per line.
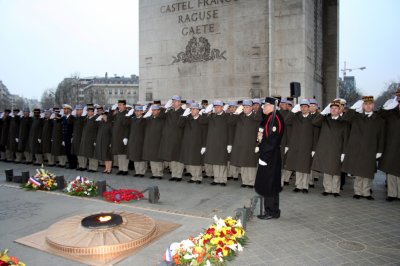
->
[0, 109, 11, 161]
[28, 109, 44, 165]
[79, 107, 98, 172]
[312, 101, 349, 197]
[158, 95, 185, 181]
[342, 96, 385, 200]
[229, 100, 263, 187]
[111, 100, 129, 175]
[42, 110, 54, 165]
[18, 108, 33, 163]
[95, 114, 113, 173]
[284, 99, 315, 193]
[72, 105, 86, 170]
[178, 103, 206, 183]
[199, 100, 230, 186]
[127, 105, 147, 177]
[377, 90, 400, 201]
[8, 110, 21, 162]
[51, 109, 67, 167]
[142, 105, 166, 179]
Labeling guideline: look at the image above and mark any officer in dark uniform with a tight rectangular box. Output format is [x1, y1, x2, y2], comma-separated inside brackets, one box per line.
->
[255, 97, 285, 220]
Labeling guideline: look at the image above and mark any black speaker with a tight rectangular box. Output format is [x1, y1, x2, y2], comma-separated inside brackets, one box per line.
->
[290, 82, 301, 97]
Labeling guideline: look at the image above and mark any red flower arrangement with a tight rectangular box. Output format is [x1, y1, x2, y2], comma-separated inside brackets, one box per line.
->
[103, 189, 144, 203]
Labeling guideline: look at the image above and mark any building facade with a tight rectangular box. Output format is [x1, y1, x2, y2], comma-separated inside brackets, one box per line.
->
[139, 0, 338, 105]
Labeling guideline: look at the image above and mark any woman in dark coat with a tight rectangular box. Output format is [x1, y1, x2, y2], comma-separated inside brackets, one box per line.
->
[255, 97, 285, 220]
[95, 114, 113, 173]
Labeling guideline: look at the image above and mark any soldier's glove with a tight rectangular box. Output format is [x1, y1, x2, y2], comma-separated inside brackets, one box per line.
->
[285, 147, 289, 154]
[311, 151, 315, 157]
[227, 145, 232, 154]
[123, 138, 128, 145]
[38, 139, 41, 143]
[255, 147, 259, 153]
[320, 104, 331, 115]
[62, 141, 65, 146]
[126, 109, 134, 117]
[340, 154, 345, 162]
[376, 153, 382, 159]
[234, 105, 243, 115]
[15, 138, 19, 143]
[258, 158, 267, 166]
[383, 96, 398, 110]
[200, 147, 206, 155]
[93, 142, 96, 146]
[182, 108, 191, 117]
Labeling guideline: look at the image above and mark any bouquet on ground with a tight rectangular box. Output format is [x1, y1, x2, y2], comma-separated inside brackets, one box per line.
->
[164, 216, 247, 265]
[0, 249, 25, 266]
[103, 188, 144, 203]
[21, 167, 57, 191]
[65, 176, 97, 197]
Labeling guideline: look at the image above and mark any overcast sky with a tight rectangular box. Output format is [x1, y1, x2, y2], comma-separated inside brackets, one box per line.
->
[0, 0, 399, 100]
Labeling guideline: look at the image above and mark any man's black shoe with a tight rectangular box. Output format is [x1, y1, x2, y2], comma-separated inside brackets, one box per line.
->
[227, 177, 233, 180]
[80, 168, 87, 171]
[247, 185, 254, 188]
[309, 184, 315, 188]
[169, 177, 177, 181]
[293, 188, 301, 192]
[203, 175, 210, 179]
[353, 195, 361, 199]
[283, 181, 289, 186]
[195, 181, 202, 184]
[314, 178, 319, 181]
[87, 170, 96, 173]
[333, 193, 340, 197]
[220, 183, 226, 187]
[241, 184, 247, 188]
[386, 197, 396, 202]
[157, 176, 162, 180]
[175, 178, 182, 182]
[210, 182, 218, 186]
[258, 214, 279, 220]
[134, 174, 141, 177]
[140, 174, 145, 177]
[365, 196, 374, 200]
[116, 171, 123, 175]
[187, 180, 195, 183]
[150, 176, 156, 179]
[321, 192, 330, 196]
[233, 178, 239, 181]
[184, 173, 192, 177]
[302, 189, 309, 194]
[123, 171, 128, 175]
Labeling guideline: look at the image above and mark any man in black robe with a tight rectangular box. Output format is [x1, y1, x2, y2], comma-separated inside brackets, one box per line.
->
[255, 97, 285, 220]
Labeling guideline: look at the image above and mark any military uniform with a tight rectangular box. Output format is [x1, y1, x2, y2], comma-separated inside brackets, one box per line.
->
[62, 108, 76, 169]
[28, 110, 44, 164]
[51, 114, 67, 166]
[95, 116, 113, 161]
[111, 106, 130, 173]
[0, 111, 11, 160]
[378, 104, 400, 200]
[312, 111, 349, 196]
[142, 106, 166, 178]
[42, 113, 54, 165]
[79, 113, 98, 171]
[342, 98, 385, 199]
[229, 103, 263, 186]
[199, 101, 230, 185]
[158, 105, 185, 181]
[18, 112, 33, 163]
[8, 112, 21, 162]
[178, 108, 206, 182]
[127, 113, 147, 176]
[285, 104, 315, 192]
[255, 97, 284, 219]
[72, 114, 86, 170]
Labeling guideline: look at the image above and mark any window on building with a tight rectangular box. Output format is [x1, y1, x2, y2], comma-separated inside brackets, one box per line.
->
[114, 89, 118, 95]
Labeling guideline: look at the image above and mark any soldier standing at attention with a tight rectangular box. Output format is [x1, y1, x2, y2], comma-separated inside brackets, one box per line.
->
[18, 108, 33, 163]
[378, 89, 400, 201]
[111, 100, 130, 175]
[200, 100, 230, 186]
[255, 97, 284, 220]
[285, 99, 315, 193]
[29, 109, 44, 165]
[342, 96, 385, 200]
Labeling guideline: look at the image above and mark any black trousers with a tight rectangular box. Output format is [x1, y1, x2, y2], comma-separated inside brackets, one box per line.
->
[264, 194, 280, 217]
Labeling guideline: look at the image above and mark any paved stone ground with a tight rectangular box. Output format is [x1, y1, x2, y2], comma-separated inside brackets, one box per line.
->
[0, 161, 399, 266]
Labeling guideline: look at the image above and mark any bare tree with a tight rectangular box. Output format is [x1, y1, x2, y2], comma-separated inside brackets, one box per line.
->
[375, 81, 400, 109]
[40, 88, 56, 109]
[339, 78, 362, 106]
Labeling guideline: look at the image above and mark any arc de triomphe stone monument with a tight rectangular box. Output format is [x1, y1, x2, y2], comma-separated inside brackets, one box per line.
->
[139, 0, 338, 105]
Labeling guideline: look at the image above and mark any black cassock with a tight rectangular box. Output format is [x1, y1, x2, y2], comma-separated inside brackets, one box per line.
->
[255, 111, 285, 216]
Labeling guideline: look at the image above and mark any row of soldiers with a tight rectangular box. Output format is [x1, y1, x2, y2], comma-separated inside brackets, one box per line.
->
[0, 90, 399, 201]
